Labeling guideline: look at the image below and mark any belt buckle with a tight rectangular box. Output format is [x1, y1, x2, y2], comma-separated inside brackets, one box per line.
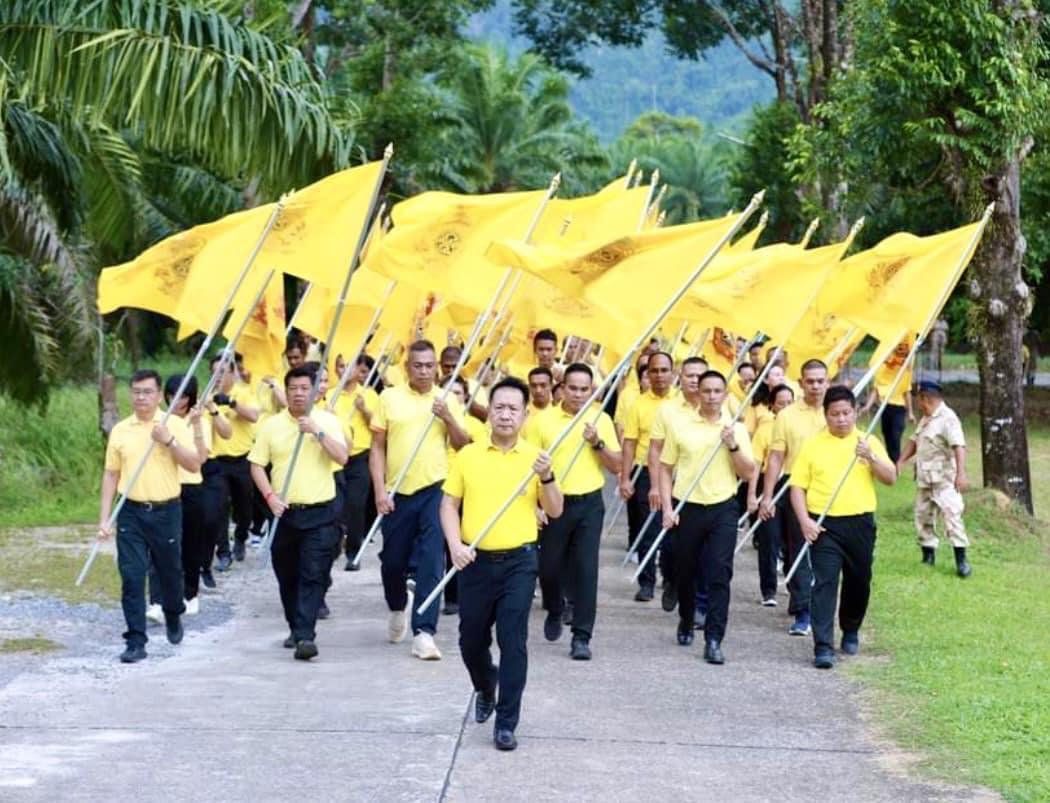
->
[142, 501, 154, 512]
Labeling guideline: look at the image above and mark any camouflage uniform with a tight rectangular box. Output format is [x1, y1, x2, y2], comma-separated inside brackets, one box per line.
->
[911, 401, 968, 548]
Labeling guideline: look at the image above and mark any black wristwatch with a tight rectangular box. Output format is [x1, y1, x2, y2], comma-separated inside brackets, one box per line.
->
[540, 473, 556, 485]
[592, 439, 605, 452]
[728, 444, 740, 453]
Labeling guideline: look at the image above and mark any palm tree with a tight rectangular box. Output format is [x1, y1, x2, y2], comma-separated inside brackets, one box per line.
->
[422, 45, 606, 195]
[0, 0, 352, 403]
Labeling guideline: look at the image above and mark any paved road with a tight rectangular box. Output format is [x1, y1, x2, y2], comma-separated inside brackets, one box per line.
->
[0, 521, 996, 802]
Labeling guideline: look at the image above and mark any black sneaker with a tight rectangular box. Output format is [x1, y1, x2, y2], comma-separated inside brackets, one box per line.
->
[703, 639, 725, 665]
[119, 644, 147, 663]
[283, 633, 296, 649]
[216, 554, 232, 573]
[544, 612, 563, 642]
[840, 631, 860, 656]
[165, 614, 183, 645]
[200, 569, 216, 589]
[814, 650, 836, 669]
[233, 540, 246, 562]
[294, 640, 319, 661]
[661, 583, 677, 612]
[570, 637, 592, 660]
[317, 602, 330, 620]
[634, 584, 654, 602]
[344, 558, 360, 572]
[494, 727, 517, 751]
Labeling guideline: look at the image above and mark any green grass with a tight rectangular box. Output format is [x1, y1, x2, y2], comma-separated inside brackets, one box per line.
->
[0, 526, 120, 604]
[0, 637, 64, 654]
[854, 431, 1050, 801]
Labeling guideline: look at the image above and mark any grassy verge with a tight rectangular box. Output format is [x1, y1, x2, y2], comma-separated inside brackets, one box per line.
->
[0, 526, 120, 604]
[0, 637, 64, 654]
[854, 428, 1050, 801]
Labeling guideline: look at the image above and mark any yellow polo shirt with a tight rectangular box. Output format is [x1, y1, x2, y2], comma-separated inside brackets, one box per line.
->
[525, 403, 617, 495]
[212, 382, 256, 457]
[728, 379, 750, 405]
[660, 408, 752, 505]
[331, 385, 379, 456]
[254, 379, 282, 428]
[614, 384, 640, 430]
[248, 409, 346, 504]
[744, 402, 774, 437]
[623, 389, 680, 466]
[874, 363, 912, 407]
[444, 438, 543, 551]
[371, 383, 465, 495]
[104, 412, 193, 502]
[384, 363, 407, 388]
[751, 416, 775, 471]
[178, 414, 211, 485]
[789, 429, 890, 516]
[769, 399, 826, 473]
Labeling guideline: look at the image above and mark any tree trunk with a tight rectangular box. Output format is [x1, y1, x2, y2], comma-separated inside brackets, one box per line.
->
[973, 158, 1033, 513]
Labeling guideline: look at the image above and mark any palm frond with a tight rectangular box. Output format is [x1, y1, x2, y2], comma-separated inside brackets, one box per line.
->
[0, 252, 61, 404]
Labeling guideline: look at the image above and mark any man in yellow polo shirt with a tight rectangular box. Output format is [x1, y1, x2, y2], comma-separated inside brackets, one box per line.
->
[620, 350, 678, 602]
[526, 362, 621, 661]
[789, 385, 896, 668]
[759, 358, 829, 636]
[443, 376, 563, 752]
[249, 365, 348, 661]
[370, 339, 470, 661]
[98, 369, 205, 663]
[659, 370, 755, 665]
[205, 353, 260, 570]
[331, 352, 380, 572]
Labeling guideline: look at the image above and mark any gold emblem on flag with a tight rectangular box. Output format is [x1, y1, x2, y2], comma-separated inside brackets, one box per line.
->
[434, 230, 461, 257]
[867, 257, 908, 299]
[272, 207, 307, 251]
[154, 235, 204, 297]
[569, 238, 634, 280]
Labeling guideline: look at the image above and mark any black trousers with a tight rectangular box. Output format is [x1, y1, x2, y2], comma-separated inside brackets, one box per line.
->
[459, 544, 538, 732]
[180, 484, 207, 599]
[117, 501, 184, 647]
[340, 451, 376, 557]
[810, 513, 876, 655]
[539, 490, 604, 641]
[754, 476, 784, 600]
[627, 467, 662, 588]
[251, 466, 273, 535]
[775, 475, 812, 615]
[271, 501, 341, 642]
[881, 403, 907, 464]
[202, 454, 253, 560]
[674, 497, 737, 642]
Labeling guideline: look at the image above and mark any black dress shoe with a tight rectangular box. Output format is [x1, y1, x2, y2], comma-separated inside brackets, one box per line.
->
[570, 637, 592, 660]
[283, 633, 296, 649]
[317, 602, 330, 620]
[233, 540, 246, 562]
[200, 569, 217, 589]
[544, 612, 563, 642]
[165, 614, 184, 645]
[475, 691, 496, 723]
[921, 546, 936, 566]
[119, 644, 147, 663]
[954, 547, 972, 578]
[294, 640, 319, 661]
[494, 728, 517, 751]
[634, 584, 655, 602]
[561, 600, 574, 626]
[814, 649, 835, 669]
[344, 558, 360, 572]
[703, 639, 724, 665]
[661, 583, 677, 612]
[216, 554, 232, 572]
[442, 602, 460, 616]
[676, 627, 694, 646]
[840, 631, 860, 655]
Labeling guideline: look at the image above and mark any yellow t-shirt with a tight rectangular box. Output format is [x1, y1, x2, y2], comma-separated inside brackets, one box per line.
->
[769, 399, 826, 473]
[874, 363, 912, 407]
[177, 414, 211, 485]
[789, 428, 890, 516]
[614, 384, 640, 430]
[212, 382, 257, 457]
[248, 410, 346, 504]
[751, 416, 775, 471]
[622, 388, 679, 466]
[104, 412, 193, 502]
[744, 402, 774, 437]
[371, 383, 466, 495]
[384, 364, 407, 388]
[443, 439, 543, 551]
[331, 385, 379, 456]
[524, 403, 618, 495]
[660, 409, 752, 505]
[254, 379, 282, 429]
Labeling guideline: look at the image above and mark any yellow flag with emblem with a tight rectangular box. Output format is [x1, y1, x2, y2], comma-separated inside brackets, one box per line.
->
[529, 185, 650, 245]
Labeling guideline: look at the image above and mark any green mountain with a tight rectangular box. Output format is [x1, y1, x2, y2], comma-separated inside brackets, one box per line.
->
[465, 2, 775, 141]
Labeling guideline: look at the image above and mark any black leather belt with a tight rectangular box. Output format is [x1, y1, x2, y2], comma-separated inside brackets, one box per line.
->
[286, 499, 334, 511]
[125, 498, 179, 511]
[475, 543, 537, 561]
[563, 489, 602, 503]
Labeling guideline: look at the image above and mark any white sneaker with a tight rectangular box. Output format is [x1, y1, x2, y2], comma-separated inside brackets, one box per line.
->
[388, 610, 408, 643]
[761, 597, 778, 607]
[249, 534, 263, 548]
[411, 632, 442, 661]
[184, 596, 200, 616]
[146, 603, 164, 624]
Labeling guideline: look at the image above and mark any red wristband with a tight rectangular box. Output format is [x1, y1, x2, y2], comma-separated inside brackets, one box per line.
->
[265, 491, 277, 501]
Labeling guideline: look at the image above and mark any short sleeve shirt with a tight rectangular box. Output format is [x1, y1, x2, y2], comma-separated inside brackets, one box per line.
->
[104, 412, 193, 501]
[622, 389, 680, 466]
[248, 410, 346, 504]
[524, 403, 618, 495]
[911, 402, 965, 487]
[212, 382, 257, 457]
[660, 408, 752, 505]
[769, 399, 826, 473]
[789, 429, 890, 516]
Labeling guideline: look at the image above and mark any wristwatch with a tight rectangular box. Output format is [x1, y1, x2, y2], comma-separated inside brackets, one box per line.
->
[592, 439, 605, 452]
[728, 444, 740, 453]
[540, 473, 556, 485]
[315, 430, 326, 443]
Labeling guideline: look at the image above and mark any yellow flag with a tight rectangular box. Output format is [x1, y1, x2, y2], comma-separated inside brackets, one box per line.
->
[369, 189, 546, 313]
[528, 186, 650, 244]
[816, 222, 983, 343]
[221, 274, 286, 381]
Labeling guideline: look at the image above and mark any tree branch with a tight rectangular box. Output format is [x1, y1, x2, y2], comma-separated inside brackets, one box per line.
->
[703, 2, 778, 77]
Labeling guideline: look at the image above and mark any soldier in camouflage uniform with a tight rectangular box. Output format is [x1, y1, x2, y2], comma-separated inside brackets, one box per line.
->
[897, 381, 972, 577]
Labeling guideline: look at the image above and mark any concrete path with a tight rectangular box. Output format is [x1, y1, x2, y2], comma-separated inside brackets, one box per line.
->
[0, 521, 994, 802]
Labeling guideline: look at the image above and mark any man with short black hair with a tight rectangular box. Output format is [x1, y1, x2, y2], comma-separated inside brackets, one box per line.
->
[526, 367, 554, 414]
[250, 365, 348, 660]
[443, 376, 563, 751]
[99, 369, 205, 663]
[533, 329, 558, 372]
[790, 385, 896, 668]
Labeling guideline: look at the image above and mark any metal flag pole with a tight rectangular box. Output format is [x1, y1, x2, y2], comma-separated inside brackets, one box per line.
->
[416, 191, 769, 615]
[603, 463, 645, 538]
[781, 204, 993, 587]
[554, 359, 631, 486]
[799, 218, 821, 248]
[78, 204, 285, 586]
[327, 280, 397, 408]
[624, 158, 638, 189]
[259, 146, 394, 560]
[350, 269, 514, 566]
[638, 169, 661, 232]
[466, 319, 514, 412]
[75, 250, 282, 587]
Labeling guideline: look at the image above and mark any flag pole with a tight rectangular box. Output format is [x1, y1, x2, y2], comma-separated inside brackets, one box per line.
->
[327, 280, 396, 408]
[799, 217, 820, 248]
[624, 158, 638, 189]
[260, 147, 394, 560]
[361, 333, 393, 389]
[633, 217, 868, 579]
[638, 169, 661, 232]
[416, 191, 769, 615]
[466, 319, 514, 412]
[351, 268, 515, 566]
[76, 257, 281, 587]
[781, 204, 993, 587]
